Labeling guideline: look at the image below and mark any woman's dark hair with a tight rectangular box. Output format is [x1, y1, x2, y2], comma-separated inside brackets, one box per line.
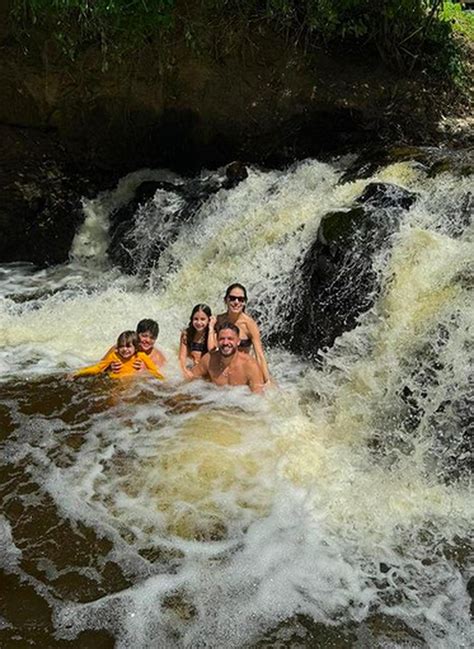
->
[224, 283, 247, 311]
[186, 304, 212, 355]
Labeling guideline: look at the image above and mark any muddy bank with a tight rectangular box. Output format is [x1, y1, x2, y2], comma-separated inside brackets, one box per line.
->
[1, 0, 471, 174]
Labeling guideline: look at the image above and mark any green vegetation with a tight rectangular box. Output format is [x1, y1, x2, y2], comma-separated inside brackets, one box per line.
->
[11, 0, 175, 60]
[442, 1, 474, 40]
[10, 0, 471, 84]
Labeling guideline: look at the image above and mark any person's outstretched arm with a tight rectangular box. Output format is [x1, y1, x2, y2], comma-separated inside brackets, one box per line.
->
[247, 358, 265, 394]
[247, 318, 270, 383]
[73, 351, 116, 377]
[178, 332, 189, 377]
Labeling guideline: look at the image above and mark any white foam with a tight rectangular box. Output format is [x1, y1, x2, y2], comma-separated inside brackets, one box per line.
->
[0, 159, 472, 648]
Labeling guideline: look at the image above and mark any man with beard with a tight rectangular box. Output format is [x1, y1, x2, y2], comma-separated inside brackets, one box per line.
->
[188, 322, 264, 394]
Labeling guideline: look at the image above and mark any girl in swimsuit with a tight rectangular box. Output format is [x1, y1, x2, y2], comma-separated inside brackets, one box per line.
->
[179, 304, 217, 377]
[216, 283, 271, 384]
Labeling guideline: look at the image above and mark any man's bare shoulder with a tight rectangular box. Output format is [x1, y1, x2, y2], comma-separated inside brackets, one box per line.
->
[238, 351, 258, 366]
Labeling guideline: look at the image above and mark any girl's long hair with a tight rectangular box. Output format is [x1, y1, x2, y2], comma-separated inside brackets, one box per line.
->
[186, 304, 212, 355]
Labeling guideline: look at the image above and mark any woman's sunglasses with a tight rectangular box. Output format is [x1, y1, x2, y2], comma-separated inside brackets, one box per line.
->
[227, 295, 246, 303]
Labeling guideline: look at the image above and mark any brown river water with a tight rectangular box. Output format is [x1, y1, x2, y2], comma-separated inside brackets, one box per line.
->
[0, 159, 472, 647]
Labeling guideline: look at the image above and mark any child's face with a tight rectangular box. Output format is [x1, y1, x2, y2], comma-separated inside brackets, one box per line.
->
[117, 341, 136, 360]
[192, 310, 209, 332]
[138, 330, 156, 353]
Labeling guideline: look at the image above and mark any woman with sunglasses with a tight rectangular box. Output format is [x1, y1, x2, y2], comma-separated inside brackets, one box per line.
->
[216, 283, 271, 384]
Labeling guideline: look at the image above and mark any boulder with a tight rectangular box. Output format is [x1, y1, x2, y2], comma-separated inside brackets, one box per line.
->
[0, 126, 101, 266]
[280, 182, 417, 356]
[340, 145, 474, 183]
[107, 163, 248, 274]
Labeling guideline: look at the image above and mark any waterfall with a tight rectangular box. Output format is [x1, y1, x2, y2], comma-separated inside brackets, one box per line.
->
[0, 154, 472, 649]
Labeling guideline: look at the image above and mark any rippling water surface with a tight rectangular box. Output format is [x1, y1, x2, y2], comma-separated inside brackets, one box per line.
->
[0, 158, 472, 648]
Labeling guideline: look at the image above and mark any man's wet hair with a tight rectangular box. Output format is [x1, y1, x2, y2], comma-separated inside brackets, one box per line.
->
[117, 330, 138, 348]
[136, 319, 159, 338]
[217, 322, 240, 336]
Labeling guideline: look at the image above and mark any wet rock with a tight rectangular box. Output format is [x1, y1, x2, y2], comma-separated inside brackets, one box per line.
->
[255, 614, 356, 648]
[436, 116, 474, 148]
[358, 614, 425, 646]
[339, 146, 428, 183]
[108, 162, 248, 274]
[467, 576, 474, 617]
[281, 182, 417, 356]
[223, 161, 248, 189]
[443, 191, 473, 239]
[106, 180, 165, 271]
[356, 182, 417, 211]
[0, 125, 102, 266]
[369, 317, 472, 482]
[340, 145, 474, 183]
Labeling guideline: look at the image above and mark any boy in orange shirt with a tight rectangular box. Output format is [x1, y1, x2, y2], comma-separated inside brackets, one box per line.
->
[73, 330, 164, 380]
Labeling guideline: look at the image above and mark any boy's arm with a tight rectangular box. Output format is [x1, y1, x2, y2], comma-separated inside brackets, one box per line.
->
[138, 353, 165, 380]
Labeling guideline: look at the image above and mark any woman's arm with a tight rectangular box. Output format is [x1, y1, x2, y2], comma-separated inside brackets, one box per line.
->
[247, 317, 271, 383]
[247, 357, 265, 394]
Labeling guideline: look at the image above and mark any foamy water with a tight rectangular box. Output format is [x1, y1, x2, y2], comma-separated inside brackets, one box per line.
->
[0, 158, 472, 648]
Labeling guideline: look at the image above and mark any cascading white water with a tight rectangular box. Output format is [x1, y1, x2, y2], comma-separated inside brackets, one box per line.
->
[71, 168, 182, 268]
[0, 157, 472, 648]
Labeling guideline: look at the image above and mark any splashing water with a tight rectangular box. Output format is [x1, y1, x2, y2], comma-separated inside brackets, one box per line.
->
[0, 157, 472, 648]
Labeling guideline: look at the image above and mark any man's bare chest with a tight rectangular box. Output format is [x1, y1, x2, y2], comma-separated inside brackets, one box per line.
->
[209, 359, 246, 385]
